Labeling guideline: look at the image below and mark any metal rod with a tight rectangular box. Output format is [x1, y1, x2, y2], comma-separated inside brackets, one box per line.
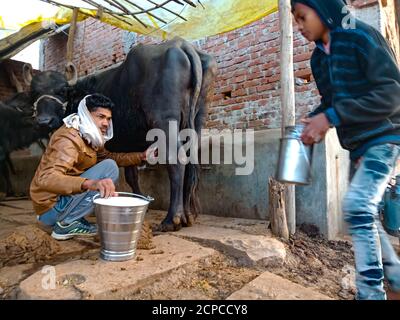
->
[123, 0, 168, 24]
[108, 0, 152, 26]
[38, 0, 77, 11]
[197, 0, 205, 9]
[145, 0, 187, 21]
[81, 0, 137, 27]
[38, 0, 94, 23]
[107, 0, 149, 27]
[181, 0, 196, 7]
[103, 0, 126, 14]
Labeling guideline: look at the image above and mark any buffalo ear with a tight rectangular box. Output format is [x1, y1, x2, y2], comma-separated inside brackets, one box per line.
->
[22, 63, 33, 87]
[65, 62, 78, 86]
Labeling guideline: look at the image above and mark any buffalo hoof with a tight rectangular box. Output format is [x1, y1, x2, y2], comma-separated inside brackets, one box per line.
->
[156, 217, 182, 232]
[183, 212, 196, 227]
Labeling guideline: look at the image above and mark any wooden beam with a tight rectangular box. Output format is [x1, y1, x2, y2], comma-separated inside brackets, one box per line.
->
[269, 177, 289, 240]
[66, 7, 78, 63]
[279, 0, 296, 236]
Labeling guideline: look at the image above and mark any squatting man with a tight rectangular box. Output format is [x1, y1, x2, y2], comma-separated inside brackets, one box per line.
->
[30, 94, 156, 240]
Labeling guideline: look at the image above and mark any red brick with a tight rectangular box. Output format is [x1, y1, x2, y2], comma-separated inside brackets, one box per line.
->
[293, 52, 313, 63]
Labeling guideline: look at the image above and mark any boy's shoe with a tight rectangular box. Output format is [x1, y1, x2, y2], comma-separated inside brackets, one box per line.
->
[51, 218, 97, 240]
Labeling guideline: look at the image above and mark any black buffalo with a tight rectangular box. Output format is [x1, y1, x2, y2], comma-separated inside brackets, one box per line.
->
[30, 37, 217, 231]
[0, 63, 76, 197]
[0, 100, 49, 197]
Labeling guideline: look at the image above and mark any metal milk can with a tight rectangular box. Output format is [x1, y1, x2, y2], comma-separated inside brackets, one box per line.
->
[276, 124, 314, 185]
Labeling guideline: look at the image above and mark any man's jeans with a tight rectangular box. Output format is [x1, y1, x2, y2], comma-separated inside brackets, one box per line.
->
[38, 159, 119, 226]
[343, 143, 400, 300]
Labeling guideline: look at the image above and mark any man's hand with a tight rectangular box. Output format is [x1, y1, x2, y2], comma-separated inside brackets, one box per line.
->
[300, 113, 331, 145]
[144, 147, 158, 163]
[82, 178, 117, 198]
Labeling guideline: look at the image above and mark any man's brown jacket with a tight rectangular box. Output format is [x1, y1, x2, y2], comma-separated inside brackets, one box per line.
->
[30, 125, 143, 215]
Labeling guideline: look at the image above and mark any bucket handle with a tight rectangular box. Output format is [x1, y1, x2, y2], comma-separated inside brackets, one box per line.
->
[93, 192, 154, 202]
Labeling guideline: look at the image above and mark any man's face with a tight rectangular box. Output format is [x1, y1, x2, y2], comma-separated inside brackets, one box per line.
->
[90, 107, 112, 135]
[293, 3, 328, 42]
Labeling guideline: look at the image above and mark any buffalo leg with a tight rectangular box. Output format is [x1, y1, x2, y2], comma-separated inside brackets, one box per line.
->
[4, 156, 14, 196]
[0, 160, 13, 197]
[158, 163, 186, 232]
[124, 166, 142, 194]
[4, 167, 14, 196]
[0, 160, 6, 199]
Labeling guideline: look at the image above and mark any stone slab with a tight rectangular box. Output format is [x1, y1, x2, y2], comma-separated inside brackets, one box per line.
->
[173, 225, 286, 267]
[227, 271, 332, 300]
[18, 235, 216, 300]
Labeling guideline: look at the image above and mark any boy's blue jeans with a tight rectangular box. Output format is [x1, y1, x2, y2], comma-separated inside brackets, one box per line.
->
[343, 143, 400, 300]
[38, 159, 119, 226]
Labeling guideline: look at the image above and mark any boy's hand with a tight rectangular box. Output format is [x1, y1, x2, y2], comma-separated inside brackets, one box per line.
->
[82, 178, 117, 198]
[300, 113, 330, 145]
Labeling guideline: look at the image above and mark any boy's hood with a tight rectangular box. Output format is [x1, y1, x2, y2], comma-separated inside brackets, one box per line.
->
[291, 0, 349, 30]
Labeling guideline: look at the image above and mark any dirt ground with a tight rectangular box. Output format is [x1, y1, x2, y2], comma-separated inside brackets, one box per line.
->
[0, 216, 360, 300]
[270, 224, 356, 300]
[123, 224, 356, 300]
[0, 220, 155, 299]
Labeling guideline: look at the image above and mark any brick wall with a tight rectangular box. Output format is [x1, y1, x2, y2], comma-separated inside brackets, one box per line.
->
[0, 59, 31, 101]
[43, 21, 125, 77]
[195, 13, 318, 130]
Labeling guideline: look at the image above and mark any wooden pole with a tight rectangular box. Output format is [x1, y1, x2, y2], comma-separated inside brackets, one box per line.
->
[66, 8, 79, 64]
[269, 178, 289, 240]
[279, 0, 296, 235]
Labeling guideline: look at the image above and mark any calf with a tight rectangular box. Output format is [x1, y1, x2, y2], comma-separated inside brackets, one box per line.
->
[0, 101, 49, 197]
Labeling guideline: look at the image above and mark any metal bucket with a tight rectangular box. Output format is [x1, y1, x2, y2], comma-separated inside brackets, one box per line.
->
[276, 125, 313, 185]
[93, 192, 154, 262]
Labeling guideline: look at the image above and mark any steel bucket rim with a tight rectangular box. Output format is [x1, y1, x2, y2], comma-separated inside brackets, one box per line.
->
[93, 192, 154, 207]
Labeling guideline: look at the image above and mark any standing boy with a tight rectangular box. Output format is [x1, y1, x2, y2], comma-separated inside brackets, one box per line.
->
[291, 0, 400, 299]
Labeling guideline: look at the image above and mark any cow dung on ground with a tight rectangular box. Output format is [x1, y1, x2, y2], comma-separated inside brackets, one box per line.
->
[0, 225, 61, 267]
[0, 221, 155, 267]
[136, 221, 155, 250]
